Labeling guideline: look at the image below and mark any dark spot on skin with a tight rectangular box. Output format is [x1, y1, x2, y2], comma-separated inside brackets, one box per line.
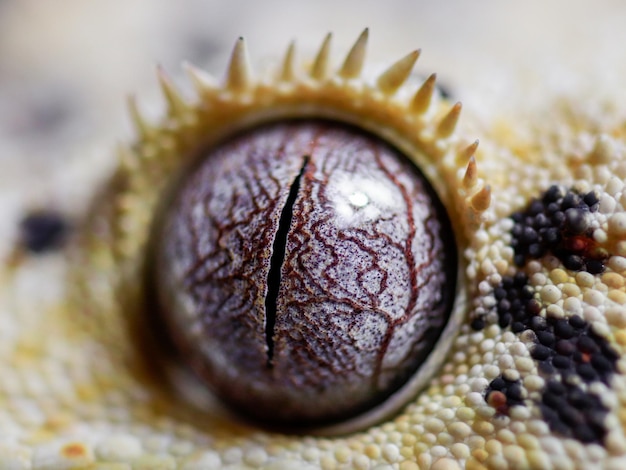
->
[19, 210, 68, 254]
[510, 185, 607, 274]
[476, 184, 619, 444]
[485, 375, 524, 415]
[540, 378, 609, 443]
[471, 272, 534, 331]
[470, 317, 485, 331]
[478, 272, 618, 443]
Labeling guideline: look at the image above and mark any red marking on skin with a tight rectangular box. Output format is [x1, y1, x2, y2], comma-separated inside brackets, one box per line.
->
[487, 391, 509, 415]
[564, 236, 589, 252]
[563, 234, 607, 261]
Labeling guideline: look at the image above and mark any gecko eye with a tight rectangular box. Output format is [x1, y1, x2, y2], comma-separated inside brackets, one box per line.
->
[107, 31, 487, 435]
[152, 120, 457, 428]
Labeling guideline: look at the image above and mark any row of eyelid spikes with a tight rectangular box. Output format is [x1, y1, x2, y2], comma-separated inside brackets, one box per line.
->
[125, 28, 492, 233]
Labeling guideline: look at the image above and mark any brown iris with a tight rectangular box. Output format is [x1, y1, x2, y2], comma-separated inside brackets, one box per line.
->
[152, 120, 457, 428]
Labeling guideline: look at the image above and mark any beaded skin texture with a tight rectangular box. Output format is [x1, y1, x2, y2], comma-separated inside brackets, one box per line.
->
[2, 29, 626, 469]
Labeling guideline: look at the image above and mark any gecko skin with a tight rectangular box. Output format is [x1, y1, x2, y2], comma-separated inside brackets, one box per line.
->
[1, 31, 626, 470]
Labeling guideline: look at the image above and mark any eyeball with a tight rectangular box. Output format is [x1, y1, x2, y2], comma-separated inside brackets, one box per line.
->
[104, 30, 490, 434]
[152, 120, 457, 427]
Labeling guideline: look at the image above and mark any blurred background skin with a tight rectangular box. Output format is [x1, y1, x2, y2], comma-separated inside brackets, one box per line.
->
[1, 0, 626, 255]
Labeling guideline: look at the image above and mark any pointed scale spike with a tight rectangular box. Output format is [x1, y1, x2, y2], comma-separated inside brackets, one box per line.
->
[339, 28, 369, 79]
[157, 66, 188, 116]
[456, 139, 479, 167]
[377, 49, 420, 94]
[463, 156, 478, 191]
[280, 41, 297, 82]
[311, 33, 332, 80]
[459, 140, 479, 161]
[470, 185, 492, 212]
[226, 37, 253, 92]
[411, 73, 437, 114]
[183, 61, 218, 95]
[127, 96, 151, 139]
[436, 102, 462, 138]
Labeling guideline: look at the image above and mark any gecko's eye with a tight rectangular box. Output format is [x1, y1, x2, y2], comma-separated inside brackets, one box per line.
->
[102, 31, 490, 435]
[152, 120, 457, 428]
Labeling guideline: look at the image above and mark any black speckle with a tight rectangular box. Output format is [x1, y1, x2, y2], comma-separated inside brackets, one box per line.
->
[564, 255, 584, 271]
[470, 317, 485, 331]
[583, 191, 600, 208]
[538, 360, 555, 375]
[574, 426, 598, 444]
[536, 330, 555, 346]
[569, 314, 586, 329]
[498, 312, 512, 328]
[490, 377, 506, 391]
[19, 210, 68, 254]
[526, 299, 542, 316]
[510, 185, 608, 274]
[554, 319, 574, 339]
[552, 355, 572, 369]
[591, 354, 614, 373]
[506, 383, 524, 401]
[602, 343, 621, 362]
[494, 287, 507, 299]
[546, 380, 566, 395]
[528, 312, 546, 331]
[555, 340, 575, 356]
[564, 208, 590, 234]
[540, 378, 610, 443]
[477, 184, 620, 444]
[576, 363, 597, 381]
[543, 185, 565, 203]
[485, 375, 525, 414]
[532, 344, 551, 361]
[561, 192, 578, 210]
[586, 259, 605, 275]
[577, 335, 599, 353]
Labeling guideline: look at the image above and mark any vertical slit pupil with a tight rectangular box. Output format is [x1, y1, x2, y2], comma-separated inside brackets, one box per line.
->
[265, 155, 310, 367]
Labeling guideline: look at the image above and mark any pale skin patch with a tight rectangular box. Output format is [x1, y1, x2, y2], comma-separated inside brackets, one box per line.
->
[1, 30, 626, 470]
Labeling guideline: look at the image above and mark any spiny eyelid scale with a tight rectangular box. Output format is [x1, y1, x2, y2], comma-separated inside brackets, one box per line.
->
[0, 29, 625, 470]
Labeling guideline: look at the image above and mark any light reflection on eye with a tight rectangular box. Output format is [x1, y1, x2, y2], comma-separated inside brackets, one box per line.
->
[347, 191, 369, 208]
[330, 174, 399, 227]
